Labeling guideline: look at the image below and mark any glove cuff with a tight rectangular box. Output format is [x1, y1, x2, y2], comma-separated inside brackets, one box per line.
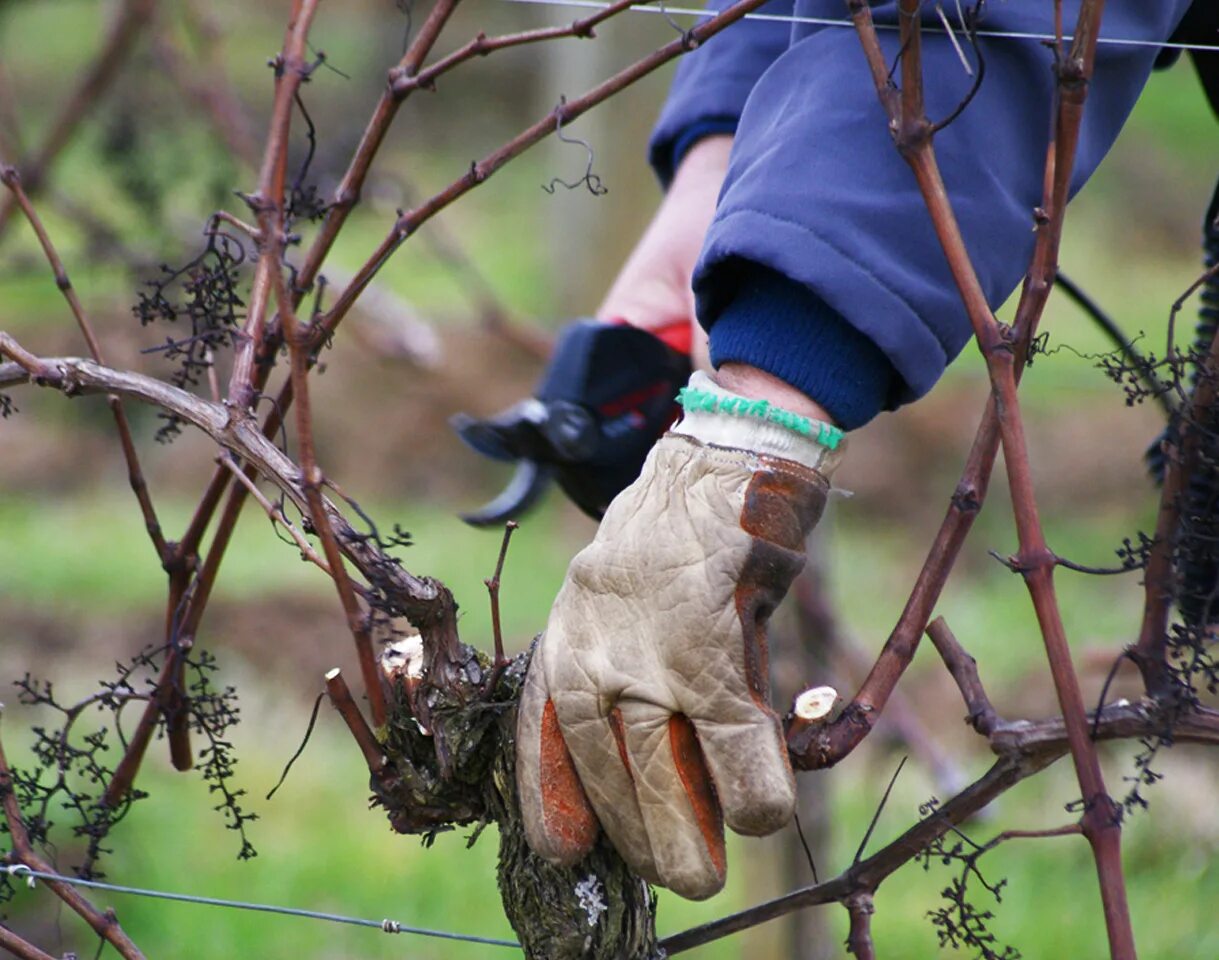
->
[671, 371, 846, 477]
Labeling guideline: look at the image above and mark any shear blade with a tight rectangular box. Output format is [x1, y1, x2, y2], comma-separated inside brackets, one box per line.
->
[461, 460, 553, 527]
[451, 399, 550, 463]
[450, 412, 520, 463]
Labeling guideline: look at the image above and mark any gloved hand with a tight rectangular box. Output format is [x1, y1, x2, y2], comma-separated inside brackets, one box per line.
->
[515, 371, 845, 899]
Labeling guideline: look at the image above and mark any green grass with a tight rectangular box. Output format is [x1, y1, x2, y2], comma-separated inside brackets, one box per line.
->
[2, 705, 1215, 958]
[1, 485, 1212, 958]
[0, 492, 575, 650]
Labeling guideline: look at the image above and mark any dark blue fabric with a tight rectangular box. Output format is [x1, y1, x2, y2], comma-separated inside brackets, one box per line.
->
[650, 1, 796, 186]
[710, 262, 893, 429]
[650, 0, 1195, 424]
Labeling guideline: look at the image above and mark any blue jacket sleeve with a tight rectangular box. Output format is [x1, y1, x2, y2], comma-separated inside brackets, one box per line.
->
[648, 0, 794, 186]
[656, 0, 1194, 426]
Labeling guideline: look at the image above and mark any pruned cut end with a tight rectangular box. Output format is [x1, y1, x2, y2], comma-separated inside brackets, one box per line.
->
[381, 636, 426, 681]
[793, 685, 840, 721]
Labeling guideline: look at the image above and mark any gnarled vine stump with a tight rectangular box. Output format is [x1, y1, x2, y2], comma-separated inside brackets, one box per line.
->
[371, 634, 660, 959]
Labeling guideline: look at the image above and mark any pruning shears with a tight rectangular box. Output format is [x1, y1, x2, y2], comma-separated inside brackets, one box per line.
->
[451, 320, 691, 525]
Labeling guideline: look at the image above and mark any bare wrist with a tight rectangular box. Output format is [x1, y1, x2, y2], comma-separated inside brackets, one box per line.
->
[712, 362, 837, 427]
[668, 134, 733, 192]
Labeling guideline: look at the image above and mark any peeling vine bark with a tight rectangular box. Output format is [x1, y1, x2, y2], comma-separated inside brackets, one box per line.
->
[375, 644, 660, 959]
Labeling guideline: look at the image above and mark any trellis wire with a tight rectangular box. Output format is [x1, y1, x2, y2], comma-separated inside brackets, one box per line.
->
[500, 0, 1219, 54]
[0, 864, 520, 949]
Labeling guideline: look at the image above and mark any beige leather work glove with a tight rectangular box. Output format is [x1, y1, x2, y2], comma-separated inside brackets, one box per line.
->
[516, 371, 844, 900]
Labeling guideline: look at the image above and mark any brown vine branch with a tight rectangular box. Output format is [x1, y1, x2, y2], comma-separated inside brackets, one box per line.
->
[920, 71, 1138, 960]
[925, 617, 1000, 735]
[988, 702, 1219, 755]
[844, 892, 876, 960]
[977, 822, 1083, 850]
[392, 0, 643, 97]
[664, 699, 1219, 954]
[273, 257, 388, 728]
[0, 166, 166, 561]
[846, 0, 899, 116]
[0, 344, 444, 623]
[927, 54, 1134, 960]
[791, 575, 968, 795]
[136, 375, 316, 805]
[803, 2, 1135, 954]
[209, 209, 260, 240]
[661, 753, 1045, 954]
[309, 0, 771, 351]
[0, 923, 56, 960]
[168, 0, 756, 725]
[109, 0, 325, 804]
[0, 0, 154, 240]
[200, 0, 768, 657]
[2, 155, 189, 785]
[292, 0, 462, 302]
[215, 454, 346, 585]
[796, 0, 1113, 774]
[226, 0, 322, 410]
[896, 0, 928, 153]
[9, 174, 198, 793]
[149, 0, 466, 696]
[0, 724, 147, 960]
[486, 521, 519, 668]
[1131, 260, 1219, 694]
[324, 668, 386, 774]
[905, 8, 1131, 956]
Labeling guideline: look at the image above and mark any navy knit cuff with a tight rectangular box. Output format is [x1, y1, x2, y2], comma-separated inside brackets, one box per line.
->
[706, 264, 895, 431]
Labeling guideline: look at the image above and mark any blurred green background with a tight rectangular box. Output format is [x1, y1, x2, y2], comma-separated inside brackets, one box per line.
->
[1, 1, 1217, 957]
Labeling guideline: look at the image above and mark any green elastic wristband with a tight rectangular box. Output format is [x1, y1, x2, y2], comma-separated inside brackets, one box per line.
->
[676, 386, 845, 451]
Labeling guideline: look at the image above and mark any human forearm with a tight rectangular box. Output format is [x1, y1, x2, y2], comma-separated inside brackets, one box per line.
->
[597, 134, 732, 371]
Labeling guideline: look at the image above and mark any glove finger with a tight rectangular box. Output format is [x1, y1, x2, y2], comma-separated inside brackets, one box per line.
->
[692, 704, 796, 837]
[555, 693, 660, 884]
[516, 660, 598, 864]
[615, 701, 726, 900]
